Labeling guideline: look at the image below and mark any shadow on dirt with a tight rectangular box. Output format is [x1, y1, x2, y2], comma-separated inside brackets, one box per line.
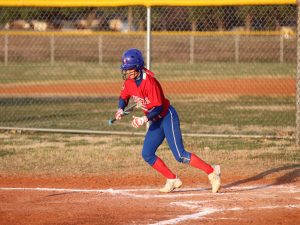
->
[223, 164, 300, 190]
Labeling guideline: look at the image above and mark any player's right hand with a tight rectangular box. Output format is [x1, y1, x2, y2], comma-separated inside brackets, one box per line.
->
[115, 109, 124, 120]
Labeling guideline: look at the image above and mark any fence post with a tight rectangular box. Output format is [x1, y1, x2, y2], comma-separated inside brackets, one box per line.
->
[235, 34, 240, 63]
[189, 34, 194, 64]
[280, 33, 284, 63]
[98, 35, 102, 64]
[50, 34, 55, 64]
[128, 7, 132, 32]
[146, 6, 151, 131]
[190, 21, 196, 64]
[296, 3, 300, 146]
[146, 6, 151, 70]
[4, 34, 8, 66]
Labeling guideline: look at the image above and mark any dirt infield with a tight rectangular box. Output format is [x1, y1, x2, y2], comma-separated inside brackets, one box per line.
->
[0, 78, 295, 96]
[0, 167, 299, 225]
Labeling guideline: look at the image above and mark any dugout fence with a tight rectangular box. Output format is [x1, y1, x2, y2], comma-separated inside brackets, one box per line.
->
[0, 0, 298, 142]
[0, 30, 296, 64]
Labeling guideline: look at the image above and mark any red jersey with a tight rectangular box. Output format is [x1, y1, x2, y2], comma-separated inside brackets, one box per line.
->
[119, 68, 170, 118]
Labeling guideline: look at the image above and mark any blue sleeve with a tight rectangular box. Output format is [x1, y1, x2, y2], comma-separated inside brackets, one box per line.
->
[118, 97, 128, 110]
[146, 105, 163, 121]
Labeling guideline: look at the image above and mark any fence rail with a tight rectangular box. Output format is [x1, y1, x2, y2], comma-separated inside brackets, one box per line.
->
[0, 31, 296, 65]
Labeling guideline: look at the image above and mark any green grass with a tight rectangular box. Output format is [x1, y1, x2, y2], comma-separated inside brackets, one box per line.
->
[0, 95, 295, 136]
[0, 62, 295, 84]
[186, 138, 265, 151]
[175, 96, 295, 135]
[0, 149, 16, 157]
[154, 62, 296, 80]
[0, 132, 299, 176]
[64, 139, 91, 147]
[0, 132, 145, 174]
[249, 151, 300, 162]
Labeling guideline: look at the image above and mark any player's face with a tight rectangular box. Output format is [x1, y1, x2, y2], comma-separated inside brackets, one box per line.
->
[123, 69, 140, 80]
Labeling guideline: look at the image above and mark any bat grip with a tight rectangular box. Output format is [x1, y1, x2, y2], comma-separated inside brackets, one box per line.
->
[108, 103, 137, 126]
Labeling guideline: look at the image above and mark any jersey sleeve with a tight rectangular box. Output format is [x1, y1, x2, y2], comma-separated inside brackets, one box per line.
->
[118, 97, 127, 110]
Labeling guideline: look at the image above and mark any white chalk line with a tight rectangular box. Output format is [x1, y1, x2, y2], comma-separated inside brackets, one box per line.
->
[0, 185, 298, 198]
[148, 208, 218, 225]
[158, 201, 300, 225]
[0, 187, 209, 198]
[0, 185, 296, 193]
[1, 185, 299, 225]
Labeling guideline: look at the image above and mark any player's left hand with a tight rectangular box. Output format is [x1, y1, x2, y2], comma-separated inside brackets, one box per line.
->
[115, 108, 124, 120]
[132, 116, 148, 128]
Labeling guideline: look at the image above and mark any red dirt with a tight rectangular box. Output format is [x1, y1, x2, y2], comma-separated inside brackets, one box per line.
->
[0, 78, 295, 96]
[0, 167, 299, 225]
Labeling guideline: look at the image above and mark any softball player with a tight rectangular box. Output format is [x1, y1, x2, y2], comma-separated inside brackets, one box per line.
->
[115, 48, 221, 193]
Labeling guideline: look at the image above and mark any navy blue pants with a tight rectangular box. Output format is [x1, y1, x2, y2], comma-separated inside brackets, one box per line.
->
[142, 105, 191, 165]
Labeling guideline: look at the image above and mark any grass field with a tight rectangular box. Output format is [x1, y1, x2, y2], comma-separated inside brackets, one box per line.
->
[0, 95, 295, 136]
[0, 131, 299, 176]
[0, 62, 295, 83]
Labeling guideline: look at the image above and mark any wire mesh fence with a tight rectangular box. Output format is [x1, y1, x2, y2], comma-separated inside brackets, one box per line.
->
[0, 5, 297, 138]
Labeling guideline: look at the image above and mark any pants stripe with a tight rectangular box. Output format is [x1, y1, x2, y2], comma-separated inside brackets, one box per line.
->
[168, 108, 182, 160]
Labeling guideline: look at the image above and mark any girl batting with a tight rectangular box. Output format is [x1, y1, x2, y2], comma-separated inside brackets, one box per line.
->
[115, 48, 221, 193]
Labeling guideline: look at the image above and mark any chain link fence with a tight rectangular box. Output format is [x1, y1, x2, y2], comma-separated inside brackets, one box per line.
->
[0, 4, 297, 138]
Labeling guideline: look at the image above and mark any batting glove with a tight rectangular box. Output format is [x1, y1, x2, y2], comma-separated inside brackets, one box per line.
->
[115, 108, 124, 120]
[132, 116, 148, 128]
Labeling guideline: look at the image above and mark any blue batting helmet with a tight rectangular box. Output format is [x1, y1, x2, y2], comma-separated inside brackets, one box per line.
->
[121, 48, 144, 72]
